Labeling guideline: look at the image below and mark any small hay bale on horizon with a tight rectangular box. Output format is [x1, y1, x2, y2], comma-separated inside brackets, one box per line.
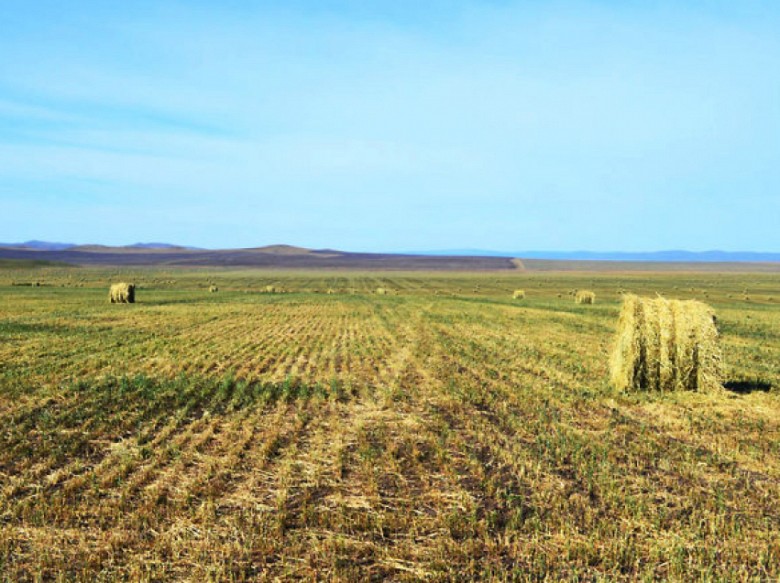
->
[609, 294, 722, 393]
[512, 289, 526, 300]
[265, 285, 277, 293]
[575, 290, 596, 304]
[376, 287, 388, 295]
[209, 285, 218, 293]
[109, 282, 135, 304]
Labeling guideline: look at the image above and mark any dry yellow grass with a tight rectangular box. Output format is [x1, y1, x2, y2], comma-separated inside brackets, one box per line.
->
[0, 269, 778, 580]
[610, 294, 722, 392]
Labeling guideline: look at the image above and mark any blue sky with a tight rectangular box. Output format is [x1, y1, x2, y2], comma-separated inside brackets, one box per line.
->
[1, 1, 779, 252]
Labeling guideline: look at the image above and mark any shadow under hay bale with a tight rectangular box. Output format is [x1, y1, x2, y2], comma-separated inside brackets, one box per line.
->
[610, 294, 722, 393]
[109, 282, 135, 304]
[724, 380, 772, 394]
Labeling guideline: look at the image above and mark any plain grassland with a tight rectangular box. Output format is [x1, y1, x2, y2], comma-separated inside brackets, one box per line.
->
[0, 267, 779, 580]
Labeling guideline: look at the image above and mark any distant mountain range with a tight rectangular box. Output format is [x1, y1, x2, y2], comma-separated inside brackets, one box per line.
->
[411, 249, 780, 263]
[1, 242, 778, 270]
[0, 241, 200, 251]
[1, 240, 77, 251]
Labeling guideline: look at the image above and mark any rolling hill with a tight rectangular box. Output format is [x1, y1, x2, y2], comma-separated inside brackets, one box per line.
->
[2, 243, 779, 271]
[0, 244, 518, 270]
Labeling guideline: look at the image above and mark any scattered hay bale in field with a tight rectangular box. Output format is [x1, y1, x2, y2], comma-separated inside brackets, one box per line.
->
[265, 285, 277, 293]
[109, 282, 135, 304]
[326, 289, 335, 295]
[575, 290, 596, 304]
[376, 287, 388, 295]
[609, 294, 722, 393]
[209, 285, 218, 293]
[512, 289, 526, 300]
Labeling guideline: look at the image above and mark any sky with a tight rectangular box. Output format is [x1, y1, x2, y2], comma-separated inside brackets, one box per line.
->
[1, 1, 779, 252]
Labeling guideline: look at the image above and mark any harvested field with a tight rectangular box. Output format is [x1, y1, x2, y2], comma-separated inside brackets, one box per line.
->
[1, 268, 779, 580]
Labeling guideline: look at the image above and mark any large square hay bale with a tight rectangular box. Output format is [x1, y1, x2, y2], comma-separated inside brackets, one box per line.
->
[109, 282, 135, 304]
[609, 294, 722, 392]
[575, 290, 596, 304]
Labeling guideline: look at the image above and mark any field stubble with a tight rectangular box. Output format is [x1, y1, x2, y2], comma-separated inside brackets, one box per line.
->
[0, 268, 779, 580]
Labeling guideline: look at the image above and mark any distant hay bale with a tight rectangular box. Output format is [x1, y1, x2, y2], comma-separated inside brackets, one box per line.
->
[265, 285, 277, 293]
[609, 294, 722, 393]
[376, 287, 388, 295]
[326, 288, 335, 295]
[109, 282, 135, 304]
[575, 290, 596, 304]
[209, 285, 218, 293]
[512, 289, 526, 300]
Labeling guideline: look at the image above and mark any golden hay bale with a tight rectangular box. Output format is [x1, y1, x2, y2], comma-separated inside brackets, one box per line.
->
[376, 287, 388, 295]
[326, 288, 335, 295]
[512, 289, 526, 299]
[575, 290, 596, 304]
[109, 282, 135, 304]
[265, 285, 277, 293]
[209, 285, 218, 293]
[609, 294, 722, 393]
